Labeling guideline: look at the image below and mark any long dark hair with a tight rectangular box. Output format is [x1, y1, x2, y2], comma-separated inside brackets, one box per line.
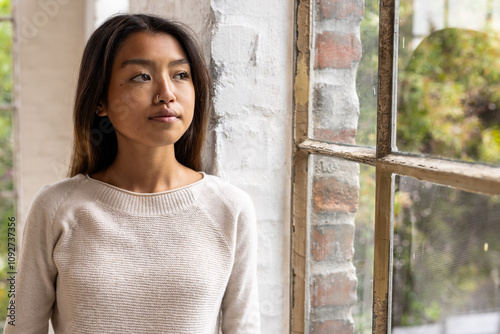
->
[68, 14, 211, 177]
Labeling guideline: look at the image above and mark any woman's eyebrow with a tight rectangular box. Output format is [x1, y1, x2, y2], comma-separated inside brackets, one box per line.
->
[169, 58, 191, 68]
[121, 58, 154, 68]
[120, 58, 190, 68]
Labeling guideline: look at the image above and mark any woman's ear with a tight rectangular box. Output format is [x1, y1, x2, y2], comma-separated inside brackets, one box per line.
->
[96, 102, 108, 117]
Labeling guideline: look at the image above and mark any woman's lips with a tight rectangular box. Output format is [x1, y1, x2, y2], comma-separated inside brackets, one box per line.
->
[149, 109, 179, 123]
[149, 116, 178, 123]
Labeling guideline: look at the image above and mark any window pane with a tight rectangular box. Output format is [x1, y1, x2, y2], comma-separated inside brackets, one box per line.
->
[397, 0, 500, 165]
[356, 0, 379, 146]
[352, 164, 375, 333]
[307, 155, 375, 333]
[392, 176, 500, 332]
[0, 20, 13, 105]
[311, 0, 377, 146]
[0, 111, 13, 192]
[0, 197, 15, 333]
[0, 0, 11, 16]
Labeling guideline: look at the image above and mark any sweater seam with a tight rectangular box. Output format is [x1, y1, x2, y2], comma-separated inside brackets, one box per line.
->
[194, 203, 233, 253]
[92, 199, 195, 217]
[206, 181, 243, 221]
[49, 177, 85, 254]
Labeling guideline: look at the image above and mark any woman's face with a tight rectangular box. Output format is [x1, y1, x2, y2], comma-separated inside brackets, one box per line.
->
[101, 31, 195, 150]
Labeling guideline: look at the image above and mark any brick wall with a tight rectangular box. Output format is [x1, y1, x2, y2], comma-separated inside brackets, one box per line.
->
[309, 0, 363, 332]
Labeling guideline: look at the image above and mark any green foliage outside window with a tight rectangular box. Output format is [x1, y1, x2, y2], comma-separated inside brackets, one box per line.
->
[393, 0, 500, 328]
[0, 1, 12, 105]
[355, 0, 379, 146]
[0, 0, 14, 331]
[0, 0, 10, 16]
[392, 179, 500, 327]
[398, 28, 500, 165]
[356, 0, 500, 330]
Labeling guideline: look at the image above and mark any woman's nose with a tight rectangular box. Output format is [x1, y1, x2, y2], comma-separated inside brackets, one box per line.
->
[156, 78, 176, 104]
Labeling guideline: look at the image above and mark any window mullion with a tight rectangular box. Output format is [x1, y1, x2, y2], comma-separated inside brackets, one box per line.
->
[373, 168, 395, 334]
[298, 140, 377, 165]
[291, 0, 313, 332]
[376, 0, 397, 158]
[298, 140, 500, 196]
[375, 0, 398, 330]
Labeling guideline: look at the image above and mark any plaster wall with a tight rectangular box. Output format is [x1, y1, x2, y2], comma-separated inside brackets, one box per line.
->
[129, 0, 213, 66]
[209, 1, 294, 332]
[17, 0, 85, 226]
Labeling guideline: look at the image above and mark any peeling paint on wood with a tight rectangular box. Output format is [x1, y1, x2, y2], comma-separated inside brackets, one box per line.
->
[373, 292, 389, 333]
[292, 0, 312, 333]
[380, 155, 500, 195]
[376, 0, 396, 158]
[299, 139, 500, 196]
[299, 139, 377, 166]
[373, 168, 394, 334]
[295, 54, 310, 107]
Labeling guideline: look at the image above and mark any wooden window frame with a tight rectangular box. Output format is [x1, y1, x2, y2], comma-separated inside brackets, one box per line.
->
[291, 0, 500, 333]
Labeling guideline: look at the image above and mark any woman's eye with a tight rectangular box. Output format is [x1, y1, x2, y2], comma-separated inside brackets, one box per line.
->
[174, 72, 190, 80]
[132, 73, 151, 82]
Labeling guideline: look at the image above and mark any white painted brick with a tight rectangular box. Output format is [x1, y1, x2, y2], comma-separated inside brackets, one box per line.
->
[212, 25, 259, 66]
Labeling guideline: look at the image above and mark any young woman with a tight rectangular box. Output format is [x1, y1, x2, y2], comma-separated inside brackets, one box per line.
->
[6, 14, 260, 333]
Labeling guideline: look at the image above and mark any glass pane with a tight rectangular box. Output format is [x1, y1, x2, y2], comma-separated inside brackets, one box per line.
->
[352, 164, 375, 333]
[356, 0, 379, 146]
[0, 111, 13, 192]
[307, 155, 375, 333]
[0, 0, 11, 16]
[0, 197, 15, 333]
[311, 0, 378, 146]
[397, 0, 500, 165]
[0, 20, 13, 105]
[392, 176, 500, 333]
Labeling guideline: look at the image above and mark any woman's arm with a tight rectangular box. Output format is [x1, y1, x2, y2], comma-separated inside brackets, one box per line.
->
[220, 196, 261, 333]
[4, 187, 58, 334]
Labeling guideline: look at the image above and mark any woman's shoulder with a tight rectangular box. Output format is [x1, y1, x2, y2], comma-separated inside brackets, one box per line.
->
[29, 174, 88, 212]
[196, 175, 257, 247]
[201, 174, 254, 209]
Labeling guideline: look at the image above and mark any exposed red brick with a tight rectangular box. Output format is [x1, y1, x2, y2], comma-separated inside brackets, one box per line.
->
[315, 32, 362, 69]
[314, 128, 357, 144]
[313, 177, 359, 213]
[311, 319, 355, 334]
[319, 0, 364, 20]
[311, 225, 354, 261]
[311, 271, 358, 308]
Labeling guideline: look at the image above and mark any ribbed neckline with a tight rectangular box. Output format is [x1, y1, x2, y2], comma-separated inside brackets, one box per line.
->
[82, 173, 206, 216]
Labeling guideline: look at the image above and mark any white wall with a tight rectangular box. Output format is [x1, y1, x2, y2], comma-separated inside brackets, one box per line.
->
[209, 1, 294, 331]
[17, 0, 85, 226]
[17, 2, 86, 333]
[129, 0, 213, 64]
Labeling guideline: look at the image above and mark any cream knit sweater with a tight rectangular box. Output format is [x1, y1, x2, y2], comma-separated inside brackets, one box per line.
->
[4, 174, 260, 334]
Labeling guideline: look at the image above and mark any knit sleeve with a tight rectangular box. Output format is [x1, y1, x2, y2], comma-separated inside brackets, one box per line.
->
[220, 194, 261, 333]
[4, 186, 58, 334]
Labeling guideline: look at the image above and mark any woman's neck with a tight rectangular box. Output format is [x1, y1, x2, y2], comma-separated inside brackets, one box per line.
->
[91, 145, 202, 193]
